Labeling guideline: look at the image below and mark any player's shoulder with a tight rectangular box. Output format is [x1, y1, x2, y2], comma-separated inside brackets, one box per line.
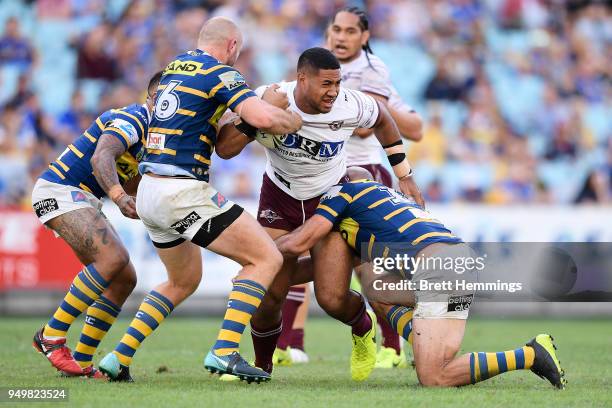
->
[255, 80, 294, 98]
[111, 104, 148, 128]
[164, 50, 235, 78]
[364, 53, 390, 73]
[338, 86, 375, 109]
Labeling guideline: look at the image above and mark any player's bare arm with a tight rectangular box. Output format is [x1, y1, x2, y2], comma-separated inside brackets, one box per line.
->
[275, 215, 333, 256]
[91, 135, 138, 219]
[234, 94, 302, 135]
[216, 85, 290, 159]
[371, 100, 425, 207]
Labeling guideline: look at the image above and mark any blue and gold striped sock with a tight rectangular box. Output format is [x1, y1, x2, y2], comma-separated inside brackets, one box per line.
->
[44, 265, 108, 339]
[386, 305, 414, 344]
[112, 291, 174, 367]
[469, 346, 535, 383]
[212, 279, 266, 356]
[73, 296, 120, 368]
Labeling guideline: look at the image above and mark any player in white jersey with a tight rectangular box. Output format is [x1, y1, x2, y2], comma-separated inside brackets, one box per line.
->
[327, 6, 425, 369]
[215, 47, 423, 380]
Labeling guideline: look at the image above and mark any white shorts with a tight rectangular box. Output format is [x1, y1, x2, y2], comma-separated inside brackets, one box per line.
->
[412, 243, 476, 320]
[31, 178, 103, 225]
[136, 174, 241, 248]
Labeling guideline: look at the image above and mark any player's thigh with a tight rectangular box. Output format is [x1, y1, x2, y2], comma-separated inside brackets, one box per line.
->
[206, 211, 282, 269]
[155, 240, 203, 287]
[46, 207, 128, 267]
[412, 318, 466, 383]
[311, 231, 353, 300]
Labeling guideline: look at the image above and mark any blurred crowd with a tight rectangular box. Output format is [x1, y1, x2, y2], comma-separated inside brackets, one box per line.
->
[0, 0, 610, 207]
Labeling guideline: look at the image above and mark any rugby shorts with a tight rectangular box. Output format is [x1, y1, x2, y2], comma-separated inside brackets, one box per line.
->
[137, 174, 242, 248]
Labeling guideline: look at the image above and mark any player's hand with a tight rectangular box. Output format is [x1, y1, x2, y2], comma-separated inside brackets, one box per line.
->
[262, 84, 289, 109]
[115, 194, 139, 219]
[399, 176, 425, 209]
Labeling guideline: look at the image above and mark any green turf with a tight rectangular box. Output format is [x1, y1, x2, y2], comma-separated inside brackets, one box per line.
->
[0, 316, 610, 407]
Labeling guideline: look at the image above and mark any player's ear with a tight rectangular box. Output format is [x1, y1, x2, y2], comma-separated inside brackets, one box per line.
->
[361, 30, 370, 47]
[297, 70, 306, 84]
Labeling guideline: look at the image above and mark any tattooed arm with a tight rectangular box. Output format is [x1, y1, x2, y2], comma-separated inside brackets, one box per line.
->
[91, 135, 139, 219]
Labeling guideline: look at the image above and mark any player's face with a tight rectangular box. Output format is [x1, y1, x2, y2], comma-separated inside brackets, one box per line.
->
[303, 69, 341, 113]
[329, 12, 369, 62]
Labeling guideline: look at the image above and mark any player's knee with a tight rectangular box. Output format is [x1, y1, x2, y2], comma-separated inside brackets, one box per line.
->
[417, 365, 453, 387]
[169, 270, 202, 298]
[266, 248, 284, 275]
[96, 245, 130, 276]
[417, 369, 443, 387]
[315, 290, 344, 317]
[120, 262, 138, 292]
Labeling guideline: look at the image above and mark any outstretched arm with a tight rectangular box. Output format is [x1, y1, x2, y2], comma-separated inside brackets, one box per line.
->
[275, 215, 334, 256]
[372, 100, 425, 208]
[91, 135, 138, 219]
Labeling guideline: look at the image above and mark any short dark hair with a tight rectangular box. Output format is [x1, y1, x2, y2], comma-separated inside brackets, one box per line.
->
[147, 71, 164, 96]
[297, 47, 340, 74]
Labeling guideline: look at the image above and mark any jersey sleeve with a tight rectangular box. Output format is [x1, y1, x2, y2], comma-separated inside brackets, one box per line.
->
[102, 111, 145, 149]
[349, 89, 380, 129]
[360, 64, 392, 99]
[213, 66, 257, 110]
[314, 184, 352, 224]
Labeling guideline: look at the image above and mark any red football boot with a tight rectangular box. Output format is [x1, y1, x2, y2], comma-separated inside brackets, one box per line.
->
[32, 327, 83, 375]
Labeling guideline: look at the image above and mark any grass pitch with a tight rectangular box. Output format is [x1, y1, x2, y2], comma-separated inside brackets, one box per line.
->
[0, 316, 610, 407]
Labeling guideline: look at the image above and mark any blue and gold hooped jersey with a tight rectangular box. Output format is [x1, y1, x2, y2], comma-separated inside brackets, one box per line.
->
[40, 104, 149, 199]
[315, 180, 462, 260]
[140, 49, 256, 180]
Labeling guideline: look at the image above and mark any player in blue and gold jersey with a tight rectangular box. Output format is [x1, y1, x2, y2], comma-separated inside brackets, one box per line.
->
[31, 72, 162, 380]
[99, 17, 302, 384]
[276, 167, 566, 389]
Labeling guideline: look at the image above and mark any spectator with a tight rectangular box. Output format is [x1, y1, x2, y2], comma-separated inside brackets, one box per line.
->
[0, 17, 36, 70]
[75, 23, 118, 81]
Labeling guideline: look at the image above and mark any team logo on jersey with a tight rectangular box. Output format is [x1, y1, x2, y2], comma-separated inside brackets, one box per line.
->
[259, 209, 283, 224]
[164, 59, 203, 76]
[33, 198, 58, 218]
[109, 118, 138, 145]
[278, 134, 344, 158]
[328, 120, 344, 131]
[211, 192, 227, 208]
[71, 191, 87, 203]
[171, 211, 202, 234]
[218, 70, 246, 90]
[320, 185, 342, 201]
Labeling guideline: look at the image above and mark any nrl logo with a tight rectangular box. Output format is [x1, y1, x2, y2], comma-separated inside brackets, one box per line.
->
[328, 120, 344, 131]
[259, 209, 283, 223]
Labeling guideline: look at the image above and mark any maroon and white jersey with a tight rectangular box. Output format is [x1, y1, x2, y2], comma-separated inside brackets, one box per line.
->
[341, 51, 395, 166]
[255, 80, 379, 200]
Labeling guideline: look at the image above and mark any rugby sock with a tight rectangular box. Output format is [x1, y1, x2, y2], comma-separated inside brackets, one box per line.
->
[378, 314, 401, 354]
[73, 296, 120, 368]
[251, 322, 283, 374]
[347, 294, 372, 337]
[212, 279, 266, 356]
[44, 265, 108, 339]
[386, 305, 414, 344]
[112, 291, 174, 367]
[289, 328, 305, 351]
[277, 286, 305, 350]
[469, 346, 535, 383]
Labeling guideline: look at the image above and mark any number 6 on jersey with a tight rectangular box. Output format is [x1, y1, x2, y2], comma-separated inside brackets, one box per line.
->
[155, 80, 181, 120]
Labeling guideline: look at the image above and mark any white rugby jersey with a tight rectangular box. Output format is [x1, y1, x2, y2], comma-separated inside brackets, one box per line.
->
[256, 80, 379, 200]
[341, 51, 395, 166]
